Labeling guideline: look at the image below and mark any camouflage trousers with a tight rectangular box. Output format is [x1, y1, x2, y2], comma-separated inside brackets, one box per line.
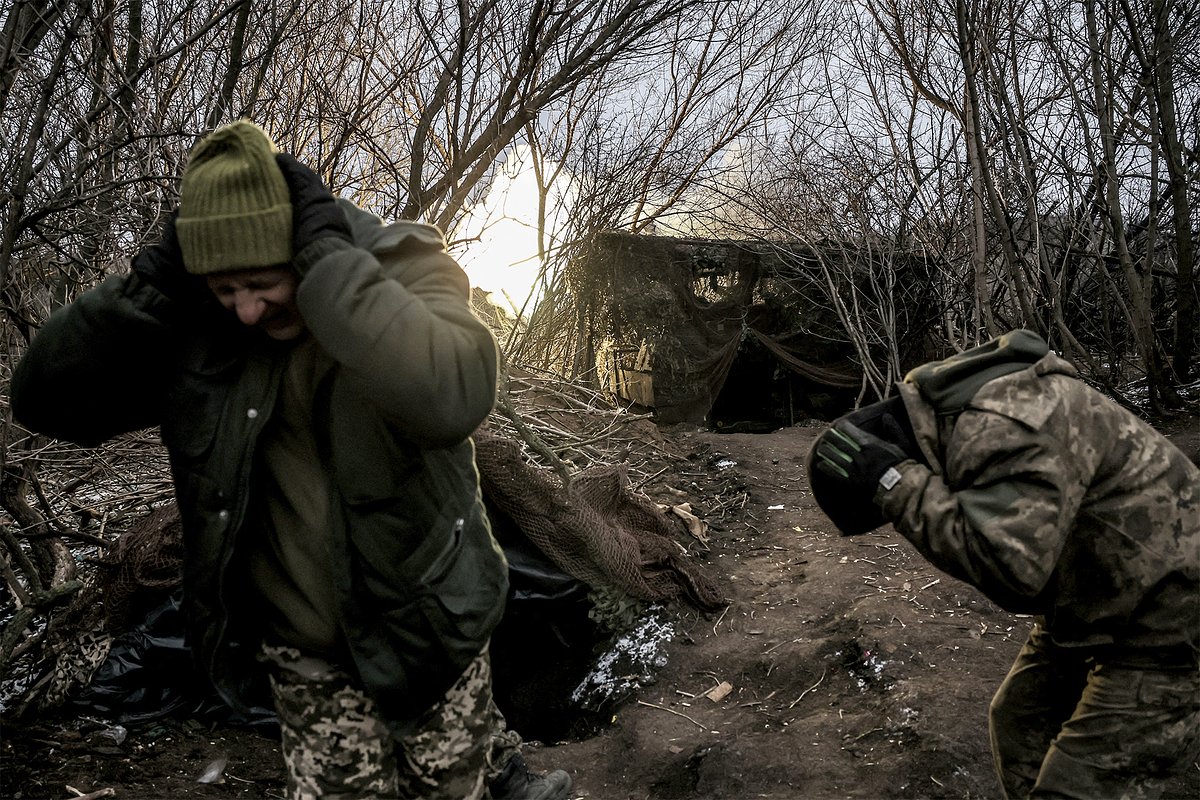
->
[989, 625, 1200, 799]
[260, 644, 522, 800]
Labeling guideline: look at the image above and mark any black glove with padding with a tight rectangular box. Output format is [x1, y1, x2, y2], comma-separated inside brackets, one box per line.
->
[807, 395, 923, 536]
[131, 210, 209, 304]
[274, 152, 353, 272]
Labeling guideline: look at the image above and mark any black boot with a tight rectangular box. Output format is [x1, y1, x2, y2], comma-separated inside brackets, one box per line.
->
[489, 753, 572, 800]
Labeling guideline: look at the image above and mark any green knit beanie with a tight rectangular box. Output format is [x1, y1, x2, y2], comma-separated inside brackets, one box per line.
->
[177, 120, 293, 274]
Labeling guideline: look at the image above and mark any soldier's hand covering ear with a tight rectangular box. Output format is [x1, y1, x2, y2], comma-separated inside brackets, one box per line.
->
[275, 152, 353, 272]
[131, 211, 208, 304]
[813, 420, 910, 498]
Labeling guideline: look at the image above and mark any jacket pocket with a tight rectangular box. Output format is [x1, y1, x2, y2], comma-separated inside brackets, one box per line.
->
[421, 502, 508, 633]
[346, 501, 507, 733]
[350, 504, 463, 605]
[162, 348, 239, 460]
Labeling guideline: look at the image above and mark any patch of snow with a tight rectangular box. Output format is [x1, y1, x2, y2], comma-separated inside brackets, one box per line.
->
[571, 608, 675, 708]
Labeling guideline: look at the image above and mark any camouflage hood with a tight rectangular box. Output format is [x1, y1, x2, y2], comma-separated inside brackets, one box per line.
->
[904, 329, 1051, 413]
[896, 331, 1077, 469]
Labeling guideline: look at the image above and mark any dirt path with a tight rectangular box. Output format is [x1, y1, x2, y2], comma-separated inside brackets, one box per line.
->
[528, 425, 1033, 799]
[532, 423, 1199, 800]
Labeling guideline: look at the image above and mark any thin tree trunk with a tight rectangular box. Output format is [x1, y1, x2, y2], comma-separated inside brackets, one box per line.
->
[1144, 0, 1197, 380]
[1085, 0, 1167, 410]
[206, 0, 250, 130]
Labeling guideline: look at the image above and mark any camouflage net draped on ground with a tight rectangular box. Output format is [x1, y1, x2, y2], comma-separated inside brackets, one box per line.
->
[26, 504, 183, 713]
[474, 427, 725, 612]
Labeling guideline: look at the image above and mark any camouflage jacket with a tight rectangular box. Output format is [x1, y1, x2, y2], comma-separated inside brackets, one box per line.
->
[878, 341, 1199, 660]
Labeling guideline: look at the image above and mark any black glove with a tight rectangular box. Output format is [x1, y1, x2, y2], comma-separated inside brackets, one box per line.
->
[274, 152, 353, 272]
[131, 211, 208, 303]
[813, 419, 910, 490]
[808, 395, 922, 536]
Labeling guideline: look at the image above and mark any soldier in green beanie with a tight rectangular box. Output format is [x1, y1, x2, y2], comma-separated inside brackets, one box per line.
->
[809, 330, 1199, 799]
[12, 120, 570, 800]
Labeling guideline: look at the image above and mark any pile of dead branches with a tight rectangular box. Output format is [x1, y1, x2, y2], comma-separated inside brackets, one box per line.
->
[1, 422, 174, 685]
[491, 364, 684, 488]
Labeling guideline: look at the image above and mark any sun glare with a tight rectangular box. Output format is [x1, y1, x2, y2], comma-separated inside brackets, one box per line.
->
[457, 152, 546, 317]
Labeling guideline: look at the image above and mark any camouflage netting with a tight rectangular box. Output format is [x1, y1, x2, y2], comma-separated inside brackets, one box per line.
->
[33, 504, 184, 711]
[578, 231, 942, 424]
[474, 427, 725, 612]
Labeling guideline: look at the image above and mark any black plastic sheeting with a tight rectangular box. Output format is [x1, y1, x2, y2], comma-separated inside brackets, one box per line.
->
[501, 528, 590, 604]
[69, 589, 274, 729]
[69, 532, 593, 730]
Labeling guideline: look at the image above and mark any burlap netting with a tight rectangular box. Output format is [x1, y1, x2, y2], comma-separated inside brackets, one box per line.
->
[82, 503, 185, 631]
[92, 431, 726, 630]
[473, 428, 726, 612]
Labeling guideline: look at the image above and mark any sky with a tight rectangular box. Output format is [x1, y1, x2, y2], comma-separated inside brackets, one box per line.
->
[455, 149, 551, 317]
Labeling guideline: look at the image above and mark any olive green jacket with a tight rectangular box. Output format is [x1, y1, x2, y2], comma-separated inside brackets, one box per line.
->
[879, 343, 1198, 660]
[12, 200, 508, 735]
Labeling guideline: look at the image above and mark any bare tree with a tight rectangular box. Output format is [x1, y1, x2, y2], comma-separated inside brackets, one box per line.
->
[800, 0, 1200, 408]
[238, 0, 719, 232]
[506, 0, 836, 379]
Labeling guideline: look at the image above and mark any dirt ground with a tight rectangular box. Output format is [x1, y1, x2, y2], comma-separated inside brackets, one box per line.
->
[3, 419, 1198, 800]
